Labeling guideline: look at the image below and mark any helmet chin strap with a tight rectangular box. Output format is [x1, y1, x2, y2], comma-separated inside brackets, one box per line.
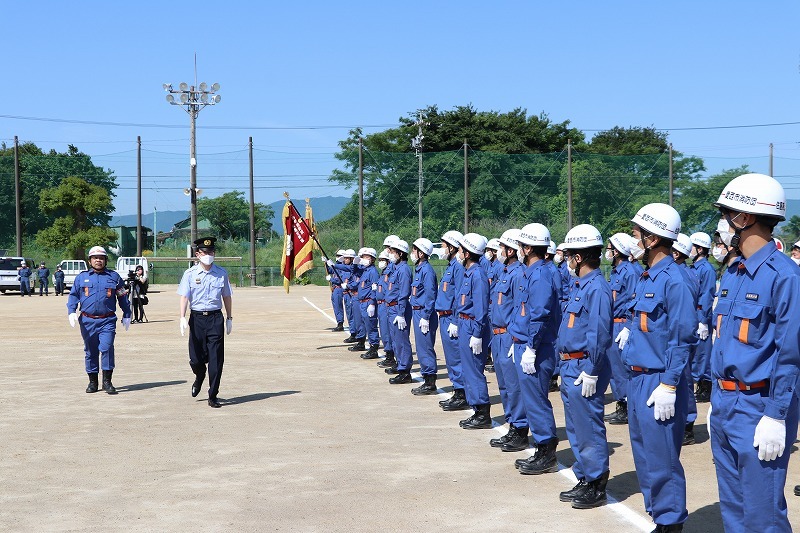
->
[724, 211, 756, 251]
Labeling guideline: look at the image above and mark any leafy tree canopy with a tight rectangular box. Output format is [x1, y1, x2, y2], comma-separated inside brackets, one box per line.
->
[197, 190, 274, 240]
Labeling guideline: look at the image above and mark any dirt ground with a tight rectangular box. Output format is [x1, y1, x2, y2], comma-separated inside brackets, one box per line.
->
[1, 285, 798, 532]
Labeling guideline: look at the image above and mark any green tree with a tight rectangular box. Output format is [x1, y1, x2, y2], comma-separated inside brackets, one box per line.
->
[779, 215, 800, 245]
[197, 190, 274, 240]
[36, 176, 117, 260]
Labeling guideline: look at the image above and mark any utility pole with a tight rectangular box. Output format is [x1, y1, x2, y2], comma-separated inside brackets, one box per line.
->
[14, 136, 21, 256]
[769, 143, 774, 177]
[463, 139, 469, 234]
[412, 112, 428, 239]
[358, 138, 364, 249]
[137, 136, 142, 256]
[668, 143, 674, 207]
[163, 71, 221, 245]
[153, 206, 158, 257]
[248, 137, 257, 287]
[567, 139, 573, 230]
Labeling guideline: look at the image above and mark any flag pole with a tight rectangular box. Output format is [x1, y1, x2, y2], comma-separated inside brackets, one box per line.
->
[283, 192, 333, 264]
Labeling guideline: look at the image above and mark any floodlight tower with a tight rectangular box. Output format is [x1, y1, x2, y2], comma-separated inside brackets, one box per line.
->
[163, 81, 221, 244]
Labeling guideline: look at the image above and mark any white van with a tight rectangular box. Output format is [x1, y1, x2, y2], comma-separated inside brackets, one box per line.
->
[115, 257, 151, 278]
[0, 257, 37, 294]
[52, 259, 88, 290]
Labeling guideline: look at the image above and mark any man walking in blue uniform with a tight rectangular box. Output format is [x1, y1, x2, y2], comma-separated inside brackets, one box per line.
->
[617, 203, 694, 532]
[67, 246, 131, 394]
[511, 223, 561, 475]
[710, 173, 800, 533]
[386, 239, 413, 384]
[688, 232, 715, 403]
[409, 238, 439, 395]
[178, 237, 233, 408]
[556, 224, 613, 509]
[437, 230, 468, 411]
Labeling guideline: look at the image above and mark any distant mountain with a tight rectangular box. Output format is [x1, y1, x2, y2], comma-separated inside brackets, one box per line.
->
[110, 210, 188, 234]
[268, 196, 350, 230]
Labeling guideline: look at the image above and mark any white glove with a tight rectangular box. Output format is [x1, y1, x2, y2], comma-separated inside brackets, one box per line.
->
[122, 317, 131, 331]
[447, 322, 458, 338]
[469, 336, 482, 355]
[340, 284, 347, 290]
[574, 371, 598, 397]
[353, 256, 361, 265]
[68, 312, 78, 328]
[226, 318, 233, 335]
[615, 327, 630, 350]
[367, 304, 375, 317]
[325, 275, 331, 281]
[697, 322, 709, 340]
[507, 344, 515, 359]
[180, 317, 189, 337]
[394, 315, 407, 330]
[419, 318, 429, 334]
[521, 346, 537, 374]
[646, 384, 677, 421]
[326, 259, 335, 267]
[371, 283, 378, 291]
[753, 415, 786, 461]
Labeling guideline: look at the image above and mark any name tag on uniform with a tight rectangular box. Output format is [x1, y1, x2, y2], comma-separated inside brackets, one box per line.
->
[195, 277, 201, 284]
[745, 293, 759, 301]
[721, 289, 728, 297]
[644, 293, 654, 298]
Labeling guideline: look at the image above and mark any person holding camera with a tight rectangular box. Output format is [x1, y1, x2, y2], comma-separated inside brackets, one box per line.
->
[130, 265, 148, 323]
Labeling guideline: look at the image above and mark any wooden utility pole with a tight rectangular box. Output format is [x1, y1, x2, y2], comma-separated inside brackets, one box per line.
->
[358, 138, 364, 249]
[668, 143, 674, 207]
[137, 136, 143, 256]
[567, 139, 573, 230]
[769, 143, 774, 177]
[248, 137, 257, 286]
[463, 139, 469, 234]
[14, 136, 21, 256]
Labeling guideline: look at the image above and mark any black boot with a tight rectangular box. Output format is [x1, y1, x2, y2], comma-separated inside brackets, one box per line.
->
[501, 425, 530, 452]
[192, 374, 205, 397]
[519, 438, 558, 475]
[485, 353, 494, 373]
[652, 525, 684, 532]
[384, 365, 400, 374]
[348, 338, 367, 352]
[441, 389, 470, 411]
[361, 344, 380, 359]
[86, 372, 99, 393]
[377, 353, 396, 368]
[389, 371, 412, 384]
[608, 400, 628, 425]
[411, 374, 437, 395]
[559, 479, 588, 502]
[460, 404, 492, 429]
[572, 470, 609, 509]
[332, 322, 344, 332]
[694, 380, 711, 403]
[795, 485, 800, 496]
[102, 370, 117, 395]
[549, 375, 560, 393]
[343, 334, 358, 343]
[682, 422, 696, 446]
[490, 425, 515, 448]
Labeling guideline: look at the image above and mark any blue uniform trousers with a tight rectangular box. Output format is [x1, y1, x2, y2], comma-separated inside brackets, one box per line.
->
[439, 314, 463, 389]
[39, 278, 49, 295]
[491, 331, 526, 428]
[412, 309, 438, 375]
[344, 293, 356, 334]
[513, 342, 558, 445]
[388, 305, 412, 371]
[628, 370, 688, 526]
[683, 349, 697, 424]
[710, 387, 799, 533]
[692, 333, 712, 382]
[80, 315, 117, 372]
[458, 317, 489, 407]
[19, 278, 30, 296]
[349, 296, 365, 339]
[330, 286, 344, 324]
[378, 303, 392, 352]
[607, 321, 630, 401]
[560, 357, 611, 481]
[359, 301, 379, 346]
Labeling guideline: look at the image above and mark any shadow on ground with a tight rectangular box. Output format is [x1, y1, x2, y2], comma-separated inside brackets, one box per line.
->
[117, 380, 186, 392]
[220, 390, 301, 405]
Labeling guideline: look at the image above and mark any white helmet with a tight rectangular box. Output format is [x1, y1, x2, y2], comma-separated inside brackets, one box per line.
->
[441, 230, 464, 248]
[563, 224, 603, 250]
[335, 249, 345, 257]
[383, 234, 399, 247]
[378, 249, 389, 260]
[672, 233, 693, 257]
[517, 223, 551, 247]
[689, 232, 712, 249]
[459, 233, 488, 255]
[412, 238, 434, 256]
[557, 243, 567, 252]
[361, 247, 377, 259]
[343, 249, 356, 258]
[486, 238, 501, 251]
[546, 239, 557, 255]
[356, 247, 366, 257]
[714, 173, 786, 221]
[498, 229, 521, 251]
[391, 239, 410, 254]
[609, 233, 630, 255]
[88, 246, 108, 258]
[794, 241, 800, 250]
[631, 203, 681, 239]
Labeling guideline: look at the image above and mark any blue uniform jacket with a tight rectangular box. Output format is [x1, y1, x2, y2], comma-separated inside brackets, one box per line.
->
[410, 260, 438, 318]
[67, 268, 132, 317]
[386, 262, 412, 315]
[38, 267, 50, 280]
[621, 256, 695, 387]
[610, 260, 638, 320]
[490, 260, 522, 329]
[18, 267, 31, 280]
[435, 257, 465, 313]
[557, 260, 572, 302]
[377, 262, 394, 302]
[509, 259, 559, 349]
[456, 262, 488, 338]
[356, 264, 378, 303]
[713, 241, 800, 420]
[557, 269, 612, 375]
[691, 257, 716, 325]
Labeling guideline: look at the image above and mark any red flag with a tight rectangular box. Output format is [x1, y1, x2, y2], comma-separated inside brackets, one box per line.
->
[281, 200, 314, 292]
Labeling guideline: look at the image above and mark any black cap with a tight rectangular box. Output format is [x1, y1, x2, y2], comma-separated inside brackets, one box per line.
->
[194, 237, 216, 251]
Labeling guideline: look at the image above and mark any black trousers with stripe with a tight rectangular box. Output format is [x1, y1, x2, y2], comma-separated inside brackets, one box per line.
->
[188, 311, 224, 399]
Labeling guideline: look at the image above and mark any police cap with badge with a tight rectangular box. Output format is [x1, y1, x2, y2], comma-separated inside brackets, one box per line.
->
[193, 237, 217, 252]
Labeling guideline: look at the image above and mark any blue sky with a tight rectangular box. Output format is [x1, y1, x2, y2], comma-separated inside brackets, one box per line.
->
[2, 1, 799, 217]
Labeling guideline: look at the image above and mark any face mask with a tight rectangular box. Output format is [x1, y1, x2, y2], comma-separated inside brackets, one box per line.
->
[689, 248, 698, 259]
[199, 254, 214, 266]
[793, 257, 800, 267]
[361, 257, 373, 266]
[553, 252, 563, 265]
[716, 219, 734, 247]
[388, 253, 399, 264]
[484, 251, 494, 261]
[378, 260, 388, 270]
[712, 246, 727, 263]
[629, 238, 645, 260]
[567, 257, 577, 277]
[604, 250, 614, 262]
[456, 250, 464, 263]
[410, 252, 419, 264]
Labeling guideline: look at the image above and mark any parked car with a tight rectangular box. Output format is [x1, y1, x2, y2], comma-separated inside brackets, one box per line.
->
[114, 256, 151, 279]
[52, 259, 88, 291]
[0, 257, 37, 294]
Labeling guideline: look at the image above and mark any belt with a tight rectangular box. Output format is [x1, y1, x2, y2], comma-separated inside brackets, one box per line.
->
[192, 310, 221, 316]
[613, 318, 627, 323]
[81, 311, 115, 319]
[493, 327, 507, 335]
[377, 299, 385, 304]
[360, 298, 372, 303]
[387, 302, 398, 307]
[630, 366, 649, 372]
[559, 351, 587, 361]
[412, 305, 423, 310]
[512, 336, 525, 344]
[437, 310, 453, 317]
[718, 378, 768, 391]
[458, 313, 473, 320]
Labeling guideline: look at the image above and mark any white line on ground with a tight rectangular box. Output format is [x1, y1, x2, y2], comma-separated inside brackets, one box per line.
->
[303, 297, 337, 323]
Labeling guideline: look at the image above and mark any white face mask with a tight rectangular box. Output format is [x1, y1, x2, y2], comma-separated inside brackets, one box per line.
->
[484, 251, 494, 261]
[629, 238, 645, 260]
[411, 252, 420, 264]
[199, 254, 214, 266]
[378, 260, 388, 270]
[388, 253, 399, 264]
[456, 250, 464, 263]
[793, 257, 800, 266]
[716, 218, 734, 247]
[712, 246, 727, 263]
[604, 250, 614, 262]
[553, 252, 563, 265]
[361, 257, 373, 266]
